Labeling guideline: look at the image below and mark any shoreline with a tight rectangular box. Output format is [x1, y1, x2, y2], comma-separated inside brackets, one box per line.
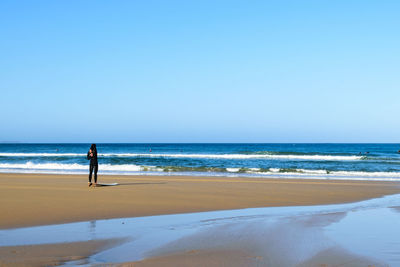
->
[1, 173, 399, 229]
[2, 169, 400, 182]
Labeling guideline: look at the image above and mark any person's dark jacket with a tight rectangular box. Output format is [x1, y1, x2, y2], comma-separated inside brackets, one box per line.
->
[87, 150, 98, 166]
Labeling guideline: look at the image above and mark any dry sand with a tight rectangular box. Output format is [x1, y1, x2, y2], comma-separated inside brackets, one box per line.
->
[1, 173, 399, 229]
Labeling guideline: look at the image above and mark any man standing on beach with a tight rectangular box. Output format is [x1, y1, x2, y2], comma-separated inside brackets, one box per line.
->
[87, 144, 98, 187]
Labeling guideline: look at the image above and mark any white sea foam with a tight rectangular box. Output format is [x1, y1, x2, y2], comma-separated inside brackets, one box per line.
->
[226, 168, 240, 172]
[0, 153, 85, 157]
[1, 162, 400, 181]
[252, 169, 400, 178]
[0, 162, 87, 170]
[0, 152, 363, 161]
[0, 162, 148, 172]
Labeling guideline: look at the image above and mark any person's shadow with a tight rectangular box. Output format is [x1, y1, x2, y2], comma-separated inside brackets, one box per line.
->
[96, 182, 166, 187]
[118, 182, 167, 186]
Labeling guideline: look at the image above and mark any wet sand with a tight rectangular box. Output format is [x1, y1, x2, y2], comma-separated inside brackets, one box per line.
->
[105, 210, 389, 267]
[1, 173, 399, 229]
[117, 249, 262, 267]
[0, 238, 123, 267]
[392, 206, 400, 213]
[121, 248, 384, 267]
[298, 247, 385, 267]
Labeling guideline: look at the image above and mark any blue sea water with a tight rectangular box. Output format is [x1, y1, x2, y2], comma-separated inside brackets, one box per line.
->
[1, 143, 400, 180]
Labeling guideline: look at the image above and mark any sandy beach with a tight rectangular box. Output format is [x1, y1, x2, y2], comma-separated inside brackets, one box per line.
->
[1, 173, 399, 229]
[1, 173, 399, 266]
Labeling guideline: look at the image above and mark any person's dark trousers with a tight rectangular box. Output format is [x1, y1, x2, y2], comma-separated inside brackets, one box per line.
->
[89, 164, 98, 183]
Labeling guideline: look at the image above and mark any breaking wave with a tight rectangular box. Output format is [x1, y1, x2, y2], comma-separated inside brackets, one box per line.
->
[1, 162, 400, 181]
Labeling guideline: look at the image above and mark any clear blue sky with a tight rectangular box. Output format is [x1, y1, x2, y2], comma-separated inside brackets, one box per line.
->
[1, 0, 399, 143]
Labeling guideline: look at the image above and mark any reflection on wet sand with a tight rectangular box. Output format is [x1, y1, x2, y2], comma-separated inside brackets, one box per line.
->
[0, 194, 399, 266]
[0, 238, 125, 267]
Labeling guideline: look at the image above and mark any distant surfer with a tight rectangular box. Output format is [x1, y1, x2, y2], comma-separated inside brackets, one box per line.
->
[87, 144, 98, 187]
[150, 148, 152, 152]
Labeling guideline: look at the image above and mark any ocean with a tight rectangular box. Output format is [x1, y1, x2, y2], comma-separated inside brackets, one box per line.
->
[1, 143, 400, 181]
